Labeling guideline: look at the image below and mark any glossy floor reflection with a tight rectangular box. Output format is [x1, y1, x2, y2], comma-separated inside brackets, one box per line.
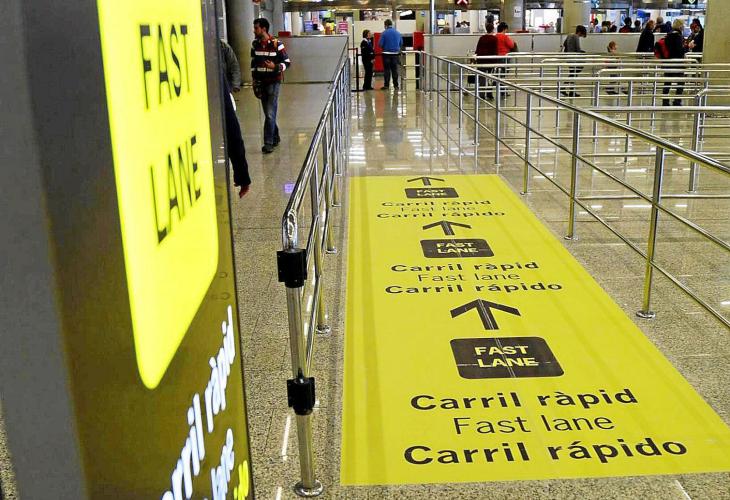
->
[232, 78, 730, 499]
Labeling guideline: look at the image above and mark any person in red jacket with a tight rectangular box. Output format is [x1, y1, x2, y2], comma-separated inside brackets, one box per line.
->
[494, 22, 516, 85]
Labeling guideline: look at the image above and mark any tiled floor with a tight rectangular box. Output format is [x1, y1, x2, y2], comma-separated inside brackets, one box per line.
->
[231, 77, 729, 499]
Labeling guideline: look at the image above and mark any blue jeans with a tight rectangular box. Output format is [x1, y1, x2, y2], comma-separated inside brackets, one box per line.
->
[260, 81, 281, 146]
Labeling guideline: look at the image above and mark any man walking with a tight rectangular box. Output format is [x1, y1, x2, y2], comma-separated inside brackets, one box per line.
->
[379, 19, 402, 91]
[251, 18, 291, 154]
[561, 25, 587, 97]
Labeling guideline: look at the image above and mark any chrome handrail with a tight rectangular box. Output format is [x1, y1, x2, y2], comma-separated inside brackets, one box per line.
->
[422, 51, 730, 328]
[278, 54, 350, 497]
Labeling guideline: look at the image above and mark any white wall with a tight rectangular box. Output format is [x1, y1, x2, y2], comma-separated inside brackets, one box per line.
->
[282, 35, 348, 83]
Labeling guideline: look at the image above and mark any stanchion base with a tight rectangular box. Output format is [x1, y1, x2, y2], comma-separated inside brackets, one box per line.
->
[326, 248, 338, 255]
[563, 235, 578, 241]
[520, 191, 530, 196]
[636, 310, 656, 320]
[294, 480, 324, 497]
[316, 324, 331, 335]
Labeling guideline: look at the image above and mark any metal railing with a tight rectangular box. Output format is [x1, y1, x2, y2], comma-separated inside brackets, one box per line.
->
[277, 52, 350, 497]
[421, 51, 730, 328]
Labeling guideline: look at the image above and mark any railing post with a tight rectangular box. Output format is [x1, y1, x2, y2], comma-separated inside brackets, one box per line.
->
[688, 101, 701, 192]
[555, 65, 562, 129]
[309, 160, 330, 335]
[624, 79, 634, 164]
[521, 93, 532, 195]
[279, 241, 323, 497]
[446, 63, 451, 119]
[494, 80, 501, 166]
[458, 66, 464, 146]
[474, 70, 480, 146]
[637, 146, 666, 320]
[537, 65, 544, 129]
[321, 125, 337, 254]
[565, 112, 581, 241]
[592, 80, 599, 142]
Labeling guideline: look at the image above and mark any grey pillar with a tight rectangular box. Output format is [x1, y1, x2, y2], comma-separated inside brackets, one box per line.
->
[272, 0, 285, 35]
[704, 0, 730, 104]
[228, 0, 257, 83]
[563, 0, 591, 33]
[429, 0, 436, 35]
[291, 10, 303, 35]
[501, 0, 524, 31]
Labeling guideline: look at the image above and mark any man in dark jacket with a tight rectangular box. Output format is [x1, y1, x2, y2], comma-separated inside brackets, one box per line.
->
[657, 19, 688, 106]
[562, 25, 586, 97]
[474, 22, 498, 99]
[360, 30, 375, 90]
[636, 20, 655, 52]
[687, 18, 704, 53]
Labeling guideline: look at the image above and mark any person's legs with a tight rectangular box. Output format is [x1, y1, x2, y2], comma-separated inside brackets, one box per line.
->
[662, 71, 673, 105]
[382, 55, 392, 88]
[674, 71, 684, 105]
[391, 55, 399, 88]
[261, 82, 280, 150]
[363, 62, 373, 89]
[224, 91, 250, 189]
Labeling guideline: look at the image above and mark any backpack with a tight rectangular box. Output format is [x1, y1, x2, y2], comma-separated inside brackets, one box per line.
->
[654, 38, 670, 59]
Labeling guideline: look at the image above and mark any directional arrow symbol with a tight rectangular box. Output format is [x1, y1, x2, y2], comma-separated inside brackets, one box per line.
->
[407, 176, 445, 186]
[422, 220, 472, 236]
[450, 299, 521, 330]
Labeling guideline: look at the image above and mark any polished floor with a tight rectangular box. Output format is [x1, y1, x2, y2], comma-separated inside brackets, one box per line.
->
[231, 77, 729, 499]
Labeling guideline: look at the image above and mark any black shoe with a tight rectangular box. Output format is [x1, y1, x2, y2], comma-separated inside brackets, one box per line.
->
[273, 138, 281, 147]
[662, 99, 671, 106]
[262, 144, 274, 154]
[606, 89, 618, 95]
[380, 86, 389, 91]
[673, 99, 682, 106]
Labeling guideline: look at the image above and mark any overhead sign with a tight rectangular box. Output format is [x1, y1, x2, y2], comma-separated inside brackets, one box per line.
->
[98, 0, 219, 389]
[341, 175, 730, 486]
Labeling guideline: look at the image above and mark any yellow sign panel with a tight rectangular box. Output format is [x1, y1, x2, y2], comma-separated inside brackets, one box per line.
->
[342, 175, 730, 485]
[97, 0, 218, 389]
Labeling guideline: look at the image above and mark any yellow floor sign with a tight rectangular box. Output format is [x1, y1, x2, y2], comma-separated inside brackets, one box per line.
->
[341, 174, 730, 485]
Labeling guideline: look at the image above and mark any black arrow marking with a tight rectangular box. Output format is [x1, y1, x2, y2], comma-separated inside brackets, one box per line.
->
[407, 176, 445, 186]
[450, 299, 521, 330]
[422, 220, 472, 236]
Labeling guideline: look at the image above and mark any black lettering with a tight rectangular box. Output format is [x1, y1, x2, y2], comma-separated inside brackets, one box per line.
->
[180, 24, 190, 92]
[169, 25, 182, 96]
[157, 24, 172, 104]
[177, 145, 192, 209]
[139, 24, 152, 109]
[150, 166, 168, 243]
[167, 154, 182, 224]
[411, 395, 435, 410]
[404, 446, 432, 465]
[190, 135, 201, 199]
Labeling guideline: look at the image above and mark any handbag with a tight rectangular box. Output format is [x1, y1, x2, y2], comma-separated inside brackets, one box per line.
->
[252, 80, 264, 99]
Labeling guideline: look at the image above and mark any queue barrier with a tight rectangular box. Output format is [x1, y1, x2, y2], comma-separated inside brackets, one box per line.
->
[420, 51, 730, 329]
[276, 48, 350, 497]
